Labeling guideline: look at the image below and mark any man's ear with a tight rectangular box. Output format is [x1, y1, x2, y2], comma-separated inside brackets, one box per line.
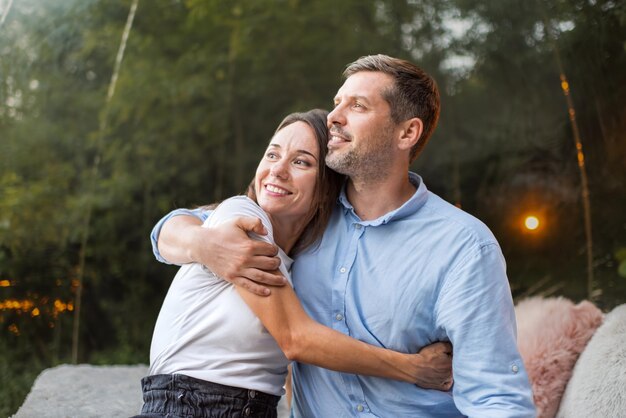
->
[397, 117, 423, 152]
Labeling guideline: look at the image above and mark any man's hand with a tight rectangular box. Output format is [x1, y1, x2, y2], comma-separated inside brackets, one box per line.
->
[198, 217, 286, 295]
[158, 215, 286, 296]
[411, 342, 453, 391]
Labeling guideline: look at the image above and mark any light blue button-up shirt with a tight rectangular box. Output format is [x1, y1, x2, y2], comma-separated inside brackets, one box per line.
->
[151, 173, 536, 418]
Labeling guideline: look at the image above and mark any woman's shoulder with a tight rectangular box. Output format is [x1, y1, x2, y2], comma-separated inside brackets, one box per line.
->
[216, 195, 259, 211]
[205, 196, 273, 234]
[215, 196, 266, 217]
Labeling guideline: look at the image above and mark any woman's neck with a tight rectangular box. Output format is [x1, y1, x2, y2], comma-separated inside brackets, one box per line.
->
[268, 215, 308, 255]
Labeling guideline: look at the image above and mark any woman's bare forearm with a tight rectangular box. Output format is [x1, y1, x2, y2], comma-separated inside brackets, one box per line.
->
[287, 317, 424, 383]
[236, 284, 451, 387]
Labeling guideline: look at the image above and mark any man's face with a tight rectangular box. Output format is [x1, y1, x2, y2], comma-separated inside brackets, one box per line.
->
[326, 71, 398, 181]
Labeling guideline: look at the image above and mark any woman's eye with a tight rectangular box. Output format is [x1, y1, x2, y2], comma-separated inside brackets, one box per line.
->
[266, 152, 278, 159]
[294, 159, 311, 166]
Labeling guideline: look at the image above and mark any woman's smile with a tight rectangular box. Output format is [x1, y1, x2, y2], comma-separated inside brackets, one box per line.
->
[264, 183, 292, 196]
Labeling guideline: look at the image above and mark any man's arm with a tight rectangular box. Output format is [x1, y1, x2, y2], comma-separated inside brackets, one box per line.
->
[154, 209, 204, 265]
[151, 208, 286, 295]
[150, 208, 208, 264]
[435, 243, 536, 417]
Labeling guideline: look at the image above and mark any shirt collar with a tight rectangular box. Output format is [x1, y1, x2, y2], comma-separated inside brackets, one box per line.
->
[337, 172, 429, 226]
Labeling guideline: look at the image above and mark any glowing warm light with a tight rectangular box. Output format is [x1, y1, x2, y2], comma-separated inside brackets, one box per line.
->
[0, 280, 10, 287]
[53, 299, 74, 315]
[0, 298, 74, 317]
[0, 299, 34, 311]
[524, 216, 540, 230]
[54, 299, 67, 312]
[8, 323, 19, 335]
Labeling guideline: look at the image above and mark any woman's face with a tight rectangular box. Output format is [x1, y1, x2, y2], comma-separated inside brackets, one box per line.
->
[255, 121, 319, 222]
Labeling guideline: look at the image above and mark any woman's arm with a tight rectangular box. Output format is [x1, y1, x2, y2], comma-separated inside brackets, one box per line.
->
[235, 283, 453, 390]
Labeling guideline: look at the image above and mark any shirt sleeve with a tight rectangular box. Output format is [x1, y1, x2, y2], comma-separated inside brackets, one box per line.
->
[150, 207, 211, 265]
[434, 243, 536, 418]
[204, 197, 292, 282]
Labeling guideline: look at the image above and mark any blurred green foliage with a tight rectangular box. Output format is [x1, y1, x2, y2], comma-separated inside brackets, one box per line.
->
[0, 0, 624, 414]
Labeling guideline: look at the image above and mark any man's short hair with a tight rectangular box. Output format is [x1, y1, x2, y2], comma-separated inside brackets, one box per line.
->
[344, 54, 440, 162]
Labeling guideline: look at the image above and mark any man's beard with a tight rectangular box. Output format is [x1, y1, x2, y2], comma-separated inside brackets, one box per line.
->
[326, 125, 395, 183]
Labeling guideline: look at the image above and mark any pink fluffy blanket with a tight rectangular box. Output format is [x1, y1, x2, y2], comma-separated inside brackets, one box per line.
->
[515, 297, 603, 418]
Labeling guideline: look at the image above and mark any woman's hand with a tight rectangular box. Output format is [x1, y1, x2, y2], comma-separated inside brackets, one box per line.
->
[411, 342, 453, 391]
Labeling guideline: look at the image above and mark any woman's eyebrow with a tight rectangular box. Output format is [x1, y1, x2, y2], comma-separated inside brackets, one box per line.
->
[267, 143, 318, 161]
[297, 150, 318, 161]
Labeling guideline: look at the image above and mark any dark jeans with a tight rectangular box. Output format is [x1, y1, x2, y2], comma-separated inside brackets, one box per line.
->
[133, 374, 280, 418]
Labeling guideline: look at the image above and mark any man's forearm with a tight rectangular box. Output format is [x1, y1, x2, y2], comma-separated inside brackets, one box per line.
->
[157, 215, 204, 265]
[151, 206, 285, 293]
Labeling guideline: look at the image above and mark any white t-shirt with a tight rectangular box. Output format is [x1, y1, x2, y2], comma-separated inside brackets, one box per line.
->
[149, 196, 293, 396]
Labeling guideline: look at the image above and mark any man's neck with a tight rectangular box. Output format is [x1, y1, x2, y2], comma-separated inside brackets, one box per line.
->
[346, 169, 416, 221]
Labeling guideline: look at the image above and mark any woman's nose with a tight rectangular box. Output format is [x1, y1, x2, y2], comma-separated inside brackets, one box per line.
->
[270, 160, 289, 179]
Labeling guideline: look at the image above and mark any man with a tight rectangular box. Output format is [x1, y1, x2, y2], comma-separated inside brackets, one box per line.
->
[151, 55, 536, 417]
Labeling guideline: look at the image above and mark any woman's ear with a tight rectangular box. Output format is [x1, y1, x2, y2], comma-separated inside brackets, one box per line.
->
[397, 117, 423, 152]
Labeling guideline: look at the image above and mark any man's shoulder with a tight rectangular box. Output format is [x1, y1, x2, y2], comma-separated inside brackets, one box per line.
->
[420, 190, 498, 247]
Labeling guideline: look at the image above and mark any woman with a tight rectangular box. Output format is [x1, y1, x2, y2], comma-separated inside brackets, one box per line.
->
[138, 109, 452, 418]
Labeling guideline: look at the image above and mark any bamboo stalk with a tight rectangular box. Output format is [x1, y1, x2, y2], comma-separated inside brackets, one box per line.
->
[72, 0, 140, 363]
[0, 0, 15, 28]
[543, 17, 595, 300]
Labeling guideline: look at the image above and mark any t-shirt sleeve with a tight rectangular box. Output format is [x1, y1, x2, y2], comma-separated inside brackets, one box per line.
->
[203, 196, 275, 247]
[205, 196, 292, 283]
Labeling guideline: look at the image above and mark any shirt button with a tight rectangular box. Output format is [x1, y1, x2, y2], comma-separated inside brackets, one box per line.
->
[355, 224, 362, 229]
[335, 313, 343, 321]
[511, 364, 519, 373]
[339, 267, 347, 273]
[356, 404, 364, 412]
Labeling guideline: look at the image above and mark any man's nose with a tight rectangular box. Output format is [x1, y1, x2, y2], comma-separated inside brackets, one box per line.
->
[328, 104, 346, 126]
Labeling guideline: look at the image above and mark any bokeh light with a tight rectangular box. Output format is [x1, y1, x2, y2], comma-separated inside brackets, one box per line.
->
[524, 215, 540, 231]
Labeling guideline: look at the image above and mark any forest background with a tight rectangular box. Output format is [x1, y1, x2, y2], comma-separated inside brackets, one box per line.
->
[1, 0, 624, 415]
